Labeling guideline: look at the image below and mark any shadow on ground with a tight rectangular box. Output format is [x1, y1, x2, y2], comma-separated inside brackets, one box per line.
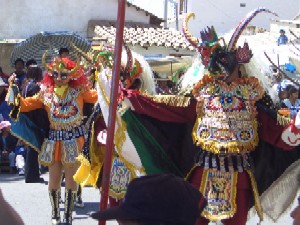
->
[0, 174, 26, 183]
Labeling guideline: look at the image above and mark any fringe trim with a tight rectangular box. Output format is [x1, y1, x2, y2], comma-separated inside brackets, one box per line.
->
[247, 170, 264, 222]
[259, 159, 300, 222]
[97, 74, 145, 175]
[277, 114, 291, 126]
[50, 117, 83, 131]
[96, 75, 110, 105]
[9, 129, 40, 153]
[115, 117, 145, 176]
[147, 94, 191, 107]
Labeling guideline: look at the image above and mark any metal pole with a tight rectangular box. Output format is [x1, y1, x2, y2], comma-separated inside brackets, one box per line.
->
[99, 0, 126, 225]
[174, 2, 179, 30]
[164, 0, 168, 29]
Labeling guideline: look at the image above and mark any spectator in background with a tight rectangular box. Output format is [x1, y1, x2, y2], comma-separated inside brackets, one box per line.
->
[8, 149, 16, 174]
[278, 87, 288, 106]
[20, 65, 45, 182]
[11, 58, 26, 90]
[25, 59, 38, 70]
[91, 174, 207, 225]
[0, 78, 11, 122]
[278, 29, 288, 46]
[155, 78, 170, 94]
[0, 77, 8, 105]
[0, 67, 9, 84]
[282, 86, 300, 118]
[0, 121, 17, 174]
[25, 58, 37, 67]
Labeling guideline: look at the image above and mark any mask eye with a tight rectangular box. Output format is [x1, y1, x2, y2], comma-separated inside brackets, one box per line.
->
[61, 73, 68, 80]
[52, 71, 59, 78]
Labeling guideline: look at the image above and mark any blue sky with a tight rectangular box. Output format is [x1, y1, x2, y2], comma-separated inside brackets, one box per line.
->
[129, 0, 175, 18]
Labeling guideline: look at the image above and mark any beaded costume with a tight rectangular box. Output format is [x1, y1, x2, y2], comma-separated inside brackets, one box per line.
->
[113, 8, 299, 225]
[19, 85, 97, 166]
[13, 56, 98, 166]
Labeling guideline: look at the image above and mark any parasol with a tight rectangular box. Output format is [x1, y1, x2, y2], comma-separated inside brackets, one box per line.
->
[10, 31, 91, 67]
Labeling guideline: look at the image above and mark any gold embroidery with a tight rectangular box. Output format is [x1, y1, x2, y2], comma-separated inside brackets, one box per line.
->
[200, 169, 238, 221]
[247, 170, 264, 222]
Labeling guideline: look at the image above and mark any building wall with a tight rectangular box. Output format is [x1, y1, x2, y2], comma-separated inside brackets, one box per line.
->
[174, 0, 299, 36]
[0, 0, 152, 70]
[0, 43, 17, 73]
[0, 0, 150, 39]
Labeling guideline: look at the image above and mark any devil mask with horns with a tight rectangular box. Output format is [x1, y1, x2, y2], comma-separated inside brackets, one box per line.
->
[42, 51, 84, 80]
[183, 8, 278, 81]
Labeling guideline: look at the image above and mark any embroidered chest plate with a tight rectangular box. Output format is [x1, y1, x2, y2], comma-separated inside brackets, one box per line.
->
[193, 76, 264, 154]
[42, 88, 83, 130]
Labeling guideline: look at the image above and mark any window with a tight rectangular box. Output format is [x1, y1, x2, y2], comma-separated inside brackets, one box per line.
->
[240, 3, 246, 7]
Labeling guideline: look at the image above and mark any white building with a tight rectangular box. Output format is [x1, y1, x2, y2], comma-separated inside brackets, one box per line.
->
[0, 0, 158, 39]
[169, 0, 300, 36]
[0, 0, 195, 76]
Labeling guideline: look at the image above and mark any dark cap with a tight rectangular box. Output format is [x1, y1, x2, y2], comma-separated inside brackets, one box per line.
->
[91, 174, 206, 225]
[59, 47, 69, 56]
[280, 29, 285, 33]
[25, 59, 37, 68]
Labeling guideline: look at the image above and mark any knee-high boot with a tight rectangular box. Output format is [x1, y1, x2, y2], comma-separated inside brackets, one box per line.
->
[49, 189, 61, 225]
[64, 189, 76, 225]
[75, 185, 84, 207]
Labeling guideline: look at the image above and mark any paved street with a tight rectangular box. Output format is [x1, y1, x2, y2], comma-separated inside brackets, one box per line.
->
[0, 173, 117, 225]
[0, 172, 296, 225]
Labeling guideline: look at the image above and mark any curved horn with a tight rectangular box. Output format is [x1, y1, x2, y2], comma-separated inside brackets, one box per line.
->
[70, 42, 93, 64]
[42, 51, 53, 71]
[182, 13, 199, 49]
[70, 56, 81, 74]
[123, 42, 133, 76]
[227, 8, 278, 51]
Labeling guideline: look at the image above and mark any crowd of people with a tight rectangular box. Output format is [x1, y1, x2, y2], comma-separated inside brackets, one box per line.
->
[0, 8, 300, 225]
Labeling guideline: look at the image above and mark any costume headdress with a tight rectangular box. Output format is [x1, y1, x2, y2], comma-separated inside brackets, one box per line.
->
[42, 51, 83, 80]
[183, 8, 277, 80]
[92, 47, 114, 69]
[121, 43, 143, 89]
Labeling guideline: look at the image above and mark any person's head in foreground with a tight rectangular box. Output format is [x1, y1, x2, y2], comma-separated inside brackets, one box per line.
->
[291, 196, 300, 225]
[91, 174, 207, 225]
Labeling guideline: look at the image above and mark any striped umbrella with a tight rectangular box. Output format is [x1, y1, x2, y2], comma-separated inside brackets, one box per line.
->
[10, 31, 91, 67]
